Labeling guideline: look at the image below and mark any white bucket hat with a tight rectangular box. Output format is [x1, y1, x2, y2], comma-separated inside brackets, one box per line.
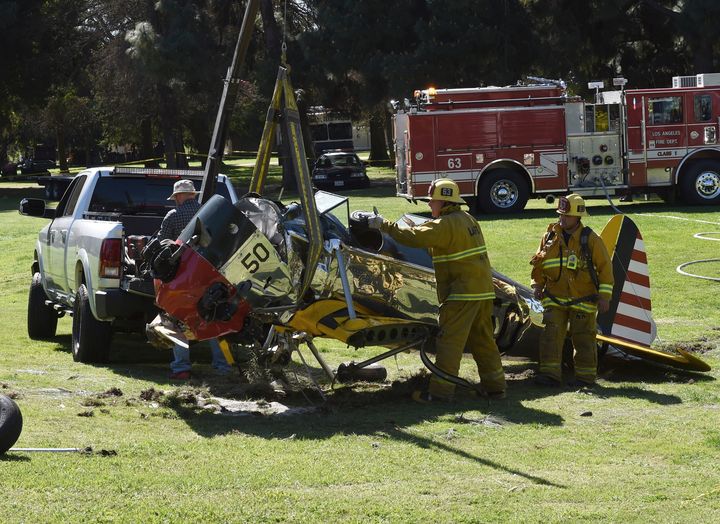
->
[167, 179, 200, 200]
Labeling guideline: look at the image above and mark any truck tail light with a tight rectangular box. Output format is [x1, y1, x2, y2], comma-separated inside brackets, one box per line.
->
[100, 238, 122, 278]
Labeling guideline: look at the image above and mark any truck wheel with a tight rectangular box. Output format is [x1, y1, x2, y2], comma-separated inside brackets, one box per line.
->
[0, 395, 23, 455]
[680, 160, 720, 205]
[28, 272, 58, 340]
[71, 284, 112, 363]
[477, 169, 529, 213]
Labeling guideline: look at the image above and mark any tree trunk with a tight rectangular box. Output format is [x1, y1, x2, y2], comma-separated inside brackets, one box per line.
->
[56, 126, 69, 173]
[140, 118, 153, 160]
[175, 135, 189, 169]
[187, 114, 212, 165]
[384, 109, 395, 164]
[260, 0, 282, 62]
[156, 84, 183, 169]
[692, 40, 715, 73]
[368, 107, 389, 161]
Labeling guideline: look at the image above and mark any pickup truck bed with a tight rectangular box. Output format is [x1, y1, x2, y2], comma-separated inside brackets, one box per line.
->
[21, 167, 238, 363]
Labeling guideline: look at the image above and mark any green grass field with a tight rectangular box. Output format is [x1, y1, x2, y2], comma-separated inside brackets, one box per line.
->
[1, 179, 719, 523]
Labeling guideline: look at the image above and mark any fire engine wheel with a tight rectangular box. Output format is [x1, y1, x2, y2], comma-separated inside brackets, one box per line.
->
[681, 160, 720, 205]
[477, 169, 529, 213]
[71, 284, 112, 363]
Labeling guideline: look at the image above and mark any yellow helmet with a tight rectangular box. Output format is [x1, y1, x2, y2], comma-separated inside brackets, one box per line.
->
[557, 193, 588, 217]
[428, 178, 466, 204]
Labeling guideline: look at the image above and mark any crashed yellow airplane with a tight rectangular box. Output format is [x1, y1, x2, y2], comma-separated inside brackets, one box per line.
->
[145, 188, 710, 385]
[143, 3, 709, 386]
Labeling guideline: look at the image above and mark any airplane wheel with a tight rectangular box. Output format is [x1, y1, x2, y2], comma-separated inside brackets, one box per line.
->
[0, 395, 23, 455]
[336, 362, 388, 383]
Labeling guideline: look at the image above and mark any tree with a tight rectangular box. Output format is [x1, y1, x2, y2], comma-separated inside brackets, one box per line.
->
[0, 0, 91, 164]
[299, 1, 538, 161]
[637, 0, 720, 73]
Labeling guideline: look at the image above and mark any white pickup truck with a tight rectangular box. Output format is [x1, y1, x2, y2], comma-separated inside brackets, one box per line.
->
[20, 167, 238, 363]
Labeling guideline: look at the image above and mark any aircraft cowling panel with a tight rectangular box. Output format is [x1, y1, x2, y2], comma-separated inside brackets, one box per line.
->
[155, 248, 251, 340]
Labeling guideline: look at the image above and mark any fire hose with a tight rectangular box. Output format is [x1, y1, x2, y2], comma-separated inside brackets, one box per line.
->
[676, 232, 720, 282]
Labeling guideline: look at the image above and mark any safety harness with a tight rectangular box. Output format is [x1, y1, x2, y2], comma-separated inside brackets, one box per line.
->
[542, 226, 600, 307]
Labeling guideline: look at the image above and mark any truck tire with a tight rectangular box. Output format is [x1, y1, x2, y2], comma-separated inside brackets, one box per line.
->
[0, 395, 23, 455]
[28, 272, 58, 340]
[680, 160, 720, 205]
[477, 169, 529, 213]
[71, 284, 112, 363]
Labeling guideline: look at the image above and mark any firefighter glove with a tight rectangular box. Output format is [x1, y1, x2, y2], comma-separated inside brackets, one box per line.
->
[367, 215, 384, 230]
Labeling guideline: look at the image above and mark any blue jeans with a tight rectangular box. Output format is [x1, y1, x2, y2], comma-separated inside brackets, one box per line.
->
[170, 339, 232, 374]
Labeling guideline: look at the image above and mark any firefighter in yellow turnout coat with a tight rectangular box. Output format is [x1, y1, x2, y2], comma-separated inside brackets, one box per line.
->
[531, 194, 613, 386]
[369, 179, 506, 401]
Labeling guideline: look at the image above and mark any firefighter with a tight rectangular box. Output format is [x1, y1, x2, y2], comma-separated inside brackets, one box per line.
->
[530, 194, 614, 387]
[368, 179, 506, 402]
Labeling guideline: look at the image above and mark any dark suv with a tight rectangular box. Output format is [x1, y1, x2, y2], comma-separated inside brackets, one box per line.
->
[311, 152, 370, 190]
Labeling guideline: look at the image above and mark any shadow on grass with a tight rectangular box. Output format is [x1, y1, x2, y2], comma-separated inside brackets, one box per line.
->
[122, 355, 694, 489]
[0, 454, 31, 462]
[600, 357, 716, 386]
[47, 331, 702, 488]
[152, 368, 570, 488]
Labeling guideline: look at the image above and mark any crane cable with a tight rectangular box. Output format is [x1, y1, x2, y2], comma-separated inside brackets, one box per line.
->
[676, 232, 720, 282]
[281, 0, 288, 65]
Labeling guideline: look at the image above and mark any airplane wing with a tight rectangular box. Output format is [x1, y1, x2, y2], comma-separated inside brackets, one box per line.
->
[596, 214, 710, 372]
[597, 333, 711, 371]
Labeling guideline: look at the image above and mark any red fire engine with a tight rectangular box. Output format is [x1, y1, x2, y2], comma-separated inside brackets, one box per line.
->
[393, 74, 720, 212]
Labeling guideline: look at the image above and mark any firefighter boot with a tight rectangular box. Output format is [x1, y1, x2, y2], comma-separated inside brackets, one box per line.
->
[538, 306, 570, 382]
[569, 310, 598, 384]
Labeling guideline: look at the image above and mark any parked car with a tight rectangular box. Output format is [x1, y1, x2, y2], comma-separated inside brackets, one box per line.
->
[18, 158, 56, 174]
[1, 162, 18, 177]
[311, 151, 370, 190]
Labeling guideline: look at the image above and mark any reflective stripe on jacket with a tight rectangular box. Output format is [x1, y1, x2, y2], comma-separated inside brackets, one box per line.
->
[381, 205, 494, 303]
[530, 222, 613, 312]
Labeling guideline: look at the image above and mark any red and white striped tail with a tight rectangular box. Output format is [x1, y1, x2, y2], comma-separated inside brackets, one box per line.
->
[611, 236, 656, 346]
[598, 215, 657, 347]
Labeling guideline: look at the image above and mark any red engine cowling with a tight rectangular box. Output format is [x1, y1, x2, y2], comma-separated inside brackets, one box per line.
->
[155, 246, 251, 340]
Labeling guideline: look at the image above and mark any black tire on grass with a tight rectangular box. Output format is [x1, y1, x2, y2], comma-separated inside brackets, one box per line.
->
[71, 284, 112, 363]
[0, 395, 23, 455]
[28, 272, 58, 340]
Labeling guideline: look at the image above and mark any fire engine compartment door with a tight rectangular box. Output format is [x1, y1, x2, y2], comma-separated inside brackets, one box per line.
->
[566, 132, 622, 188]
[686, 92, 718, 149]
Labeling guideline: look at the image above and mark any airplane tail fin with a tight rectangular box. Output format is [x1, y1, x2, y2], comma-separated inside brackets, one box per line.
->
[597, 214, 656, 346]
[596, 215, 710, 372]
